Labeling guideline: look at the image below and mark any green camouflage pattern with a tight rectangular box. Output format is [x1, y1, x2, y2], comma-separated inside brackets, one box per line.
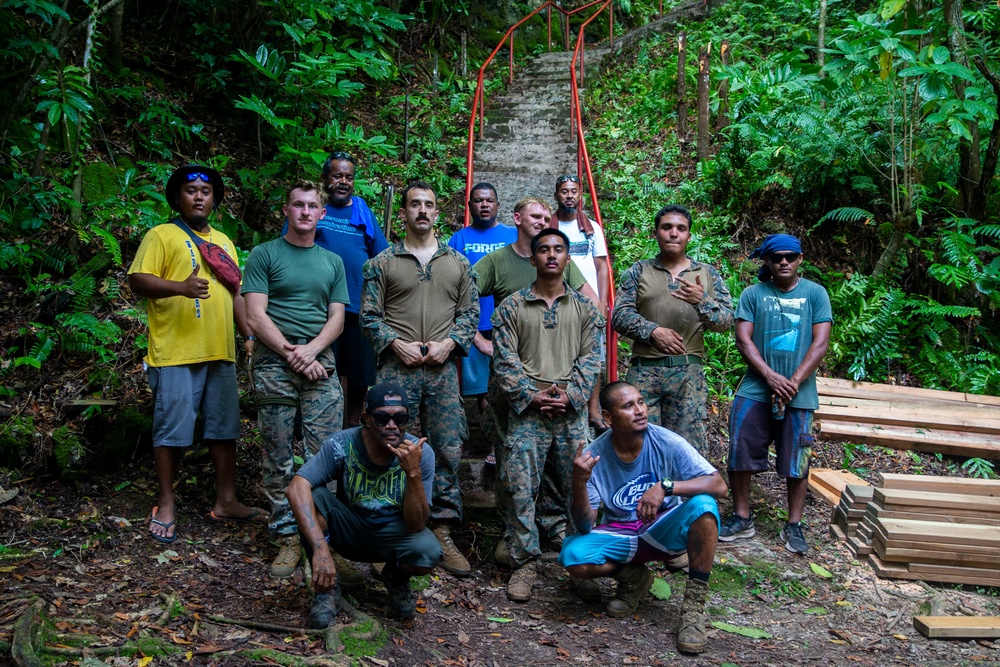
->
[498, 408, 590, 566]
[626, 363, 709, 455]
[252, 344, 343, 535]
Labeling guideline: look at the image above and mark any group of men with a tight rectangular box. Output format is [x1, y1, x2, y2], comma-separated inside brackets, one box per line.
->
[129, 156, 831, 655]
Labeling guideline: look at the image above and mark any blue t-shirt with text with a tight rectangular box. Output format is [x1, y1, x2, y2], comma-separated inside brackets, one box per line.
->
[448, 224, 517, 330]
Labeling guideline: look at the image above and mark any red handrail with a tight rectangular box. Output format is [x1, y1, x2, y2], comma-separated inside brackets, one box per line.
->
[463, 0, 619, 381]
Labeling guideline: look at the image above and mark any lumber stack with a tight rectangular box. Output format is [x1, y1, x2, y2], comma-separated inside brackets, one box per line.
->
[828, 472, 1000, 586]
[808, 467, 868, 507]
[815, 377, 1000, 458]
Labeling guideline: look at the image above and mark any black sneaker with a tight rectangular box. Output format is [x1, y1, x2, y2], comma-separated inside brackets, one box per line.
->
[718, 513, 755, 542]
[381, 562, 416, 619]
[781, 522, 808, 555]
[307, 580, 342, 629]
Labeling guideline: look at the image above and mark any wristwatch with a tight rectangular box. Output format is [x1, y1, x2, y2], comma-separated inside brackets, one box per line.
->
[660, 478, 674, 496]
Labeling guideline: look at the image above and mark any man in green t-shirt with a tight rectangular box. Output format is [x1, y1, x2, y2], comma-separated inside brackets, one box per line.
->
[243, 180, 350, 579]
[720, 234, 832, 555]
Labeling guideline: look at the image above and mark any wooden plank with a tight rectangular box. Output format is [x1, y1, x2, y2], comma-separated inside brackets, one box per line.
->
[817, 404, 1000, 435]
[819, 422, 1000, 458]
[817, 377, 1000, 407]
[817, 394, 1000, 415]
[809, 468, 869, 507]
[829, 523, 847, 542]
[807, 469, 840, 507]
[875, 545, 1000, 569]
[868, 507, 1000, 527]
[875, 488, 1000, 513]
[878, 473, 1000, 498]
[878, 518, 1000, 548]
[914, 616, 1000, 639]
[906, 561, 1000, 586]
[869, 555, 1000, 587]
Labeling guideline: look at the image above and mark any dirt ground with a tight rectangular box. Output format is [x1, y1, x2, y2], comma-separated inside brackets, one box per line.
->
[2, 419, 1000, 667]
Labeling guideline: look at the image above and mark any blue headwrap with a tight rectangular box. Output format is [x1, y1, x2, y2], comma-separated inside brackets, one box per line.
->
[749, 234, 802, 282]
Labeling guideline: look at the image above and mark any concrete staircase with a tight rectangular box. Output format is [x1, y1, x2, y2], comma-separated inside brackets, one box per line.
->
[460, 46, 611, 510]
[472, 47, 610, 226]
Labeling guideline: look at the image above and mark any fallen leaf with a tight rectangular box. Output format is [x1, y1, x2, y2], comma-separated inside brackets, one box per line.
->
[649, 577, 672, 601]
[138, 657, 153, 667]
[810, 562, 834, 578]
[458, 630, 469, 644]
[711, 622, 772, 639]
[893, 634, 908, 641]
[488, 617, 514, 623]
[365, 658, 389, 667]
[803, 607, 828, 615]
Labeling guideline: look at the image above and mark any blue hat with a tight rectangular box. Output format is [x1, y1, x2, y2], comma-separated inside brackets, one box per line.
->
[749, 234, 802, 259]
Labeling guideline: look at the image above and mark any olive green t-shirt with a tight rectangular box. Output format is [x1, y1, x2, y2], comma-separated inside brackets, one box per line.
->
[473, 245, 587, 306]
[242, 238, 349, 340]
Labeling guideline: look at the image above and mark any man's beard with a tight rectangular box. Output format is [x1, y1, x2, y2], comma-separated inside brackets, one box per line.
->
[185, 214, 209, 229]
[557, 203, 576, 215]
[471, 214, 496, 228]
[325, 184, 351, 207]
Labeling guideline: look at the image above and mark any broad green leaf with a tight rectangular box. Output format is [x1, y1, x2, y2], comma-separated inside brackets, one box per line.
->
[948, 117, 973, 141]
[487, 617, 514, 623]
[649, 577, 672, 601]
[293, 455, 305, 466]
[711, 622, 772, 639]
[804, 607, 828, 615]
[810, 562, 833, 578]
[931, 46, 950, 65]
[880, 0, 906, 19]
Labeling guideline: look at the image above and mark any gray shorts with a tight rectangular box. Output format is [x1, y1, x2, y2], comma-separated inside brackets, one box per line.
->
[147, 361, 240, 447]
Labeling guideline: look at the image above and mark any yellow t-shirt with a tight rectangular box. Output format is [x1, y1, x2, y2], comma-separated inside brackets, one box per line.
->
[128, 223, 238, 367]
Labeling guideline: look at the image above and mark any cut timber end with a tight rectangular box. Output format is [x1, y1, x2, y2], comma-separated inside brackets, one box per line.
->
[914, 616, 1000, 639]
[878, 473, 1000, 497]
[817, 377, 1000, 408]
[818, 421, 1000, 459]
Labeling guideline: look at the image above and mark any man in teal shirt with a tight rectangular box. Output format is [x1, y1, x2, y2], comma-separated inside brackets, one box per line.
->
[243, 180, 350, 579]
[720, 234, 832, 555]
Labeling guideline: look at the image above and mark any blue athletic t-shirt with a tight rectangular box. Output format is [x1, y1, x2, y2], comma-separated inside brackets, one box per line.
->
[448, 224, 517, 330]
[734, 278, 833, 410]
[584, 424, 716, 523]
[296, 426, 435, 525]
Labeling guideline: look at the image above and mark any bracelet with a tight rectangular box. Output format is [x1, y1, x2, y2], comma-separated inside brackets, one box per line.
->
[246, 335, 256, 341]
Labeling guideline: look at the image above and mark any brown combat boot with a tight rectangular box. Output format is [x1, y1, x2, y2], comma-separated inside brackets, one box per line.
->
[507, 561, 537, 602]
[270, 534, 301, 578]
[432, 524, 471, 576]
[606, 563, 653, 617]
[677, 578, 710, 654]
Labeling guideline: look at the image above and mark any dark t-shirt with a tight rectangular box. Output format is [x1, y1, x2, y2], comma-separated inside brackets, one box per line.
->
[297, 426, 435, 525]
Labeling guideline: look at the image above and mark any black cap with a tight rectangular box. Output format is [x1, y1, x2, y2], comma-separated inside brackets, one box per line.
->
[166, 164, 225, 212]
[365, 382, 410, 412]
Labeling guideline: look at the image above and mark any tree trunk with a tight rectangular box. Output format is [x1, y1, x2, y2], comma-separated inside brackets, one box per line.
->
[716, 39, 730, 131]
[873, 213, 911, 279]
[944, 0, 981, 215]
[817, 0, 827, 72]
[971, 56, 1000, 221]
[696, 44, 710, 161]
[676, 32, 687, 138]
[108, 0, 124, 72]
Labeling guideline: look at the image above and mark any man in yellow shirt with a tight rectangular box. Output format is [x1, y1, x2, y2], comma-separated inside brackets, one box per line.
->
[129, 164, 263, 543]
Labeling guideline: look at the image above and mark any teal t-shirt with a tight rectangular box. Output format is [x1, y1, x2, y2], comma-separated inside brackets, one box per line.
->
[734, 278, 832, 410]
[242, 237, 350, 341]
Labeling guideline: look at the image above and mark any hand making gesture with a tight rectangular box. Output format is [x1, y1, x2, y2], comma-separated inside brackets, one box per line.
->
[672, 274, 705, 305]
[387, 436, 427, 477]
[572, 440, 600, 482]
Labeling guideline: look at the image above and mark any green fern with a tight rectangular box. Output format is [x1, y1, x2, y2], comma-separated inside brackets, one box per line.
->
[816, 207, 873, 225]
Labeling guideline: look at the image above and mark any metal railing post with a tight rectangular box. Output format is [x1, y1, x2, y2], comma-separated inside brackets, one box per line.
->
[610, 3, 614, 49]
[547, 5, 552, 52]
[509, 33, 514, 84]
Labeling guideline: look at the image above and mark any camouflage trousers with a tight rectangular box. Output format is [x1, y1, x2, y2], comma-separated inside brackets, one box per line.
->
[252, 344, 343, 536]
[627, 362, 708, 455]
[376, 355, 467, 522]
[498, 407, 589, 567]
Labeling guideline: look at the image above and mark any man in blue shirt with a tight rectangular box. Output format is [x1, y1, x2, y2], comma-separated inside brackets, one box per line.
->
[447, 183, 516, 465]
[285, 151, 390, 426]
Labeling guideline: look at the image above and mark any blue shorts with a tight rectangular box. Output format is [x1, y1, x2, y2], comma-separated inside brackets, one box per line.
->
[559, 494, 720, 567]
[728, 395, 814, 478]
[147, 361, 240, 447]
[460, 335, 491, 396]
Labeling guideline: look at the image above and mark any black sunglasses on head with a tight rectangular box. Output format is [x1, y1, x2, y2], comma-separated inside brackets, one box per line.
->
[371, 411, 409, 427]
[327, 151, 356, 164]
[768, 252, 801, 264]
[556, 175, 580, 185]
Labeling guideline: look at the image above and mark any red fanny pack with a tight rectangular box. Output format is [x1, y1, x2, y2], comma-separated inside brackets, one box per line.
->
[173, 220, 242, 294]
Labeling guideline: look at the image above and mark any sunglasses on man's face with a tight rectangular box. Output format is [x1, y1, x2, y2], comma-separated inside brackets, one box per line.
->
[768, 252, 801, 264]
[185, 172, 211, 183]
[556, 175, 580, 185]
[371, 411, 409, 427]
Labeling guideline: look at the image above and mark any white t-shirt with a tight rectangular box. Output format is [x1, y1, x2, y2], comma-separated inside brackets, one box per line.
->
[557, 218, 608, 293]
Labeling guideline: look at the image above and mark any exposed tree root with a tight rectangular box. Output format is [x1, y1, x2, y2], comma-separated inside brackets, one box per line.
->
[11, 598, 43, 667]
